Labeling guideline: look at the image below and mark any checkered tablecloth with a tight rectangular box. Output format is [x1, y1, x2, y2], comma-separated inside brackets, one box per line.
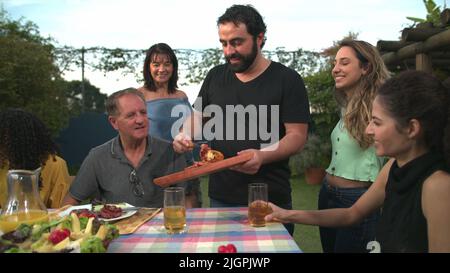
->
[107, 207, 302, 253]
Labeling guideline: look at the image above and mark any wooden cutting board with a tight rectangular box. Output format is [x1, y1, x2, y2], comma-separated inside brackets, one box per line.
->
[114, 208, 161, 235]
[153, 152, 253, 187]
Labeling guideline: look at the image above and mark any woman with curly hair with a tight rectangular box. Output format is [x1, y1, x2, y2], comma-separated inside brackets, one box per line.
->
[317, 39, 390, 252]
[0, 108, 71, 208]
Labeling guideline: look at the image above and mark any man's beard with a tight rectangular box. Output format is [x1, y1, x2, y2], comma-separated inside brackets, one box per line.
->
[225, 38, 258, 73]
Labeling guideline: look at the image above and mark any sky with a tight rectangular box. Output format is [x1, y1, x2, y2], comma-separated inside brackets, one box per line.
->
[2, 0, 446, 102]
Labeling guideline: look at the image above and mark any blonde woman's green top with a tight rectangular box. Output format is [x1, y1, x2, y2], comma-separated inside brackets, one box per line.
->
[326, 119, 386, 182]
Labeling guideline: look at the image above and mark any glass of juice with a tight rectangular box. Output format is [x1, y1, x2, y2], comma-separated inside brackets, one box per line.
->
[163, 187, 187, 234]
[248, 183, 271, 227]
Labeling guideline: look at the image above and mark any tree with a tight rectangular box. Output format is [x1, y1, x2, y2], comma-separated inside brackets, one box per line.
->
[0, 9, 69, 136]
[406, 0, 444, 27]
[304, 68, 339, 138]
[63, 80, 107, 115]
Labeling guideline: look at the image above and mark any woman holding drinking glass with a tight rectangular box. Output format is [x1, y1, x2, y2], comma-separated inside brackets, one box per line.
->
[266, 70, 450, 253]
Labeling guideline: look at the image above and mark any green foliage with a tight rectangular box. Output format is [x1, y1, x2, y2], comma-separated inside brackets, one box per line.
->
[62, 80, 107, 114]
[289, 61, 338, 176]
[406, 0, 443, 27]
[265, 47, 325, 77]
[54, 46, 145, 80]
[0, 6, 337, 144]
[290, 133, 331, 176]
[51, 46, 326, 86]
[94, 47, 145, 76]
[291, 176, 322, 253]
[0, 9, 110, 137]
[181, 48, 224, 84]
[304, 68, 339, 138]
[290, 63, 337, 176]
[0, 9, 69, 136]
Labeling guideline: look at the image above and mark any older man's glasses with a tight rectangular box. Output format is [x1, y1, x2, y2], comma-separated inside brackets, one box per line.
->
[129, 169, 144, 197]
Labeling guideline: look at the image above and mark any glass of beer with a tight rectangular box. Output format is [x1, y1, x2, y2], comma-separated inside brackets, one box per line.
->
[163, 187, 187, 234]
[248, 183, 271, 227]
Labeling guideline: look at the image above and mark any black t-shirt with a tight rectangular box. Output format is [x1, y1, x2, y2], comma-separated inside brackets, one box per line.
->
[377, 152, 447, 252]
[194, 61, 310, 205]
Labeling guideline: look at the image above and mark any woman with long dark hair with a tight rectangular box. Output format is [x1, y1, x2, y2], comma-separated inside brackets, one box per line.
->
[266, 70, 450, 252]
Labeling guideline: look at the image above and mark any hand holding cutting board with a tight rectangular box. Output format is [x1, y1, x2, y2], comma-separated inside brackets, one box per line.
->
[153, 149, 253, 187]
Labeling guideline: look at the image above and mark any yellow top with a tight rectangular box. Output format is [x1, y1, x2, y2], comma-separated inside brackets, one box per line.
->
[0, 155, 71, 209]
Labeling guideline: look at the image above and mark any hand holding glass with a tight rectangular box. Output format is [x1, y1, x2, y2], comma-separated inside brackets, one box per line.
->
[248, 183, 271, 227]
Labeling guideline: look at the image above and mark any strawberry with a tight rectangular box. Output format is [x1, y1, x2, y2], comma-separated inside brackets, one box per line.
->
[217, 243, 237, 253]
[218, 245, 228, 253]
[226, 243, 237, 253]
[48, 228, 71, 245]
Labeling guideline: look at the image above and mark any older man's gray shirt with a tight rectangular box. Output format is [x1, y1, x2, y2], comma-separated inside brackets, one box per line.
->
[69, 135, 188, 207]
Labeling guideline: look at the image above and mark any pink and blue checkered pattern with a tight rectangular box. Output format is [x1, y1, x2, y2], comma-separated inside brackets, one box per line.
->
[107, 207, 302, 253]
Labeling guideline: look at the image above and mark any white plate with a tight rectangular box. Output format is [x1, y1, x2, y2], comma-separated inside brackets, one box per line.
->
[58, 204, 93, 218]
[94, 203, 137, 222]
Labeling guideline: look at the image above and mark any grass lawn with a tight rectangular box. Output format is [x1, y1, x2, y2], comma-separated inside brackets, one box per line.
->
[199, 175, 323, 253]
[290, 176, 323, 253]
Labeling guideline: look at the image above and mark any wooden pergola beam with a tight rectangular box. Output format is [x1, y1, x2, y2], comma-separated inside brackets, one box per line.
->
[402, 27, 443, 42]
[377, 40, 413, 51]
[382, 28, 450, 65]
[404, 59, 450, 67]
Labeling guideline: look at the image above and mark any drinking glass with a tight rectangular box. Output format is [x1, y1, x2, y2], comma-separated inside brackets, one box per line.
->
[163, 187, 187, 234]
[248, 183, 270, 227]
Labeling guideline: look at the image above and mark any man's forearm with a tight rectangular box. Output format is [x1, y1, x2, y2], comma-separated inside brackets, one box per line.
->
[62, 193, 81, 206]
[260, 130, 306, 164]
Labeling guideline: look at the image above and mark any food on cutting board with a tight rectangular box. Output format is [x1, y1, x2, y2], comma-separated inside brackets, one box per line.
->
[187, 144, 224, 168]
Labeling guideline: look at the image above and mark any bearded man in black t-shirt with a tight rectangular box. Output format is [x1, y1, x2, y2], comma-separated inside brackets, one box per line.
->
[173, 4, 311, 235]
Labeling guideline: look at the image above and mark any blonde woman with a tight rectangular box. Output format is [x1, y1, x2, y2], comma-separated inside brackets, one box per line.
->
[318, 40, 390, 252]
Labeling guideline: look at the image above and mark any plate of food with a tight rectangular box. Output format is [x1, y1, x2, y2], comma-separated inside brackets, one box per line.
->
[93, 203, 138, 222]
[0, 208, 119, 253]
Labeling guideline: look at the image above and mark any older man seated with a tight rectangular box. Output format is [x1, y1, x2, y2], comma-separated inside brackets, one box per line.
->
[63, 88, 195, 208]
